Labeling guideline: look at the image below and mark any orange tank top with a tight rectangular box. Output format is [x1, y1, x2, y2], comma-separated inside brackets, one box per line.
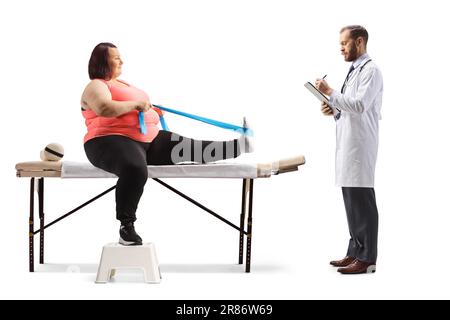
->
[82, 79, 160, 143]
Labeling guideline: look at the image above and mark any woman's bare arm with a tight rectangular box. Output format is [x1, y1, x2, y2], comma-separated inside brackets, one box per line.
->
[81, 80, 150, 117]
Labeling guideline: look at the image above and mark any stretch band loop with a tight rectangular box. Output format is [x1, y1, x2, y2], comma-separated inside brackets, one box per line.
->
[138, 111, 147, 134]
[153, 104, 253, 136]
[159, 115, 169, 131]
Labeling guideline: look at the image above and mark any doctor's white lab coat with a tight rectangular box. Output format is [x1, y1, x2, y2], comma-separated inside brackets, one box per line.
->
[330, 55, 383, 187]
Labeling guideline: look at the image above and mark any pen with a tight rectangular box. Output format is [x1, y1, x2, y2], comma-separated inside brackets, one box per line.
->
[322, 74, 327, 79]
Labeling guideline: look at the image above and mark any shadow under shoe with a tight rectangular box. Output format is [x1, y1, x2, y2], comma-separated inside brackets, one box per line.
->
[119, 223, 143, 246]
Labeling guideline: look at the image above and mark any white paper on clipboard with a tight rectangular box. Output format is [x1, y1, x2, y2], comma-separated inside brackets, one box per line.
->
[304, 82, 330, 104]
[304, 81, 338, 116]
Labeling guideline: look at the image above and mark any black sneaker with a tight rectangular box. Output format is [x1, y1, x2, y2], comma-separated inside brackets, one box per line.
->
[119, 223, 143, 246]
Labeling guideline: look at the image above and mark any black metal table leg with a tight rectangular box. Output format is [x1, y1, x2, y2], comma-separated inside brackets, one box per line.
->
[239, 179, 247, 264]
[38, 178, 44, 264]
[25, 183, 116, 272]
[245, 179, 254, 273]
[29, 178, 35, 272]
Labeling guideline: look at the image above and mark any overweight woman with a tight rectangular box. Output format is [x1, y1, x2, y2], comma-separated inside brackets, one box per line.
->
[81, 42, 252, 245]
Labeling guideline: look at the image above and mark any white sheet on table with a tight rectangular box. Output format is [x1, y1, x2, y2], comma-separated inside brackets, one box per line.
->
[61, 159, 266, 179]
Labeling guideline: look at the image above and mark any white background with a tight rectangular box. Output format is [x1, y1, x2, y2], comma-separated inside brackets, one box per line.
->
[1, 0, 450, 299]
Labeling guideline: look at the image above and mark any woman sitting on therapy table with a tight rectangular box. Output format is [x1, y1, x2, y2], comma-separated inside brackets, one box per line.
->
[81, 42, 253, 246]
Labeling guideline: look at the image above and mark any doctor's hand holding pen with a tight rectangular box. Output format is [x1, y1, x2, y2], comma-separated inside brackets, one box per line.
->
[315, 75, 334, 116]
[315, 75, 333, 97]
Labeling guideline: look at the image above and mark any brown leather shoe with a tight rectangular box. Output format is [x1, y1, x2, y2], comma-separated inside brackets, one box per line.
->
[337, 259, 376, 274]
[330, 256, 356, 267]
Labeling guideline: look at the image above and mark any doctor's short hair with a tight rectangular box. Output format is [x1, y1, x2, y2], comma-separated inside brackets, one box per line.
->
[88, 42, 117, 80]
[340, 25, 369, 46]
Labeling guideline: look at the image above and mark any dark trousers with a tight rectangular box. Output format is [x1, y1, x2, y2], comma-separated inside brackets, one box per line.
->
[342, 187, 379, 263]
[84, 131, 240, 224]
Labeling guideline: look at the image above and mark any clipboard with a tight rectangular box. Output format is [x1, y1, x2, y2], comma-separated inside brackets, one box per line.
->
[304, 82, 330, 105]
[304, 81, 339, 118]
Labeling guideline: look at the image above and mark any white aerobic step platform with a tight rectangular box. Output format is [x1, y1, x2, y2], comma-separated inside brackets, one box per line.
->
[95, 242, 161, 284]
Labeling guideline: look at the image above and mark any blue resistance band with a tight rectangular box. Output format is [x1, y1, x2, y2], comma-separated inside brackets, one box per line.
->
[153, 104, 253, 136]
[139, 111, 168, 133]
[159, 115, 169, 131]
[138, 111, 147, 134]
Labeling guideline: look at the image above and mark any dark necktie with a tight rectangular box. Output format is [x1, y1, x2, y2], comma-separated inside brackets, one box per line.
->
[340, 65, 355, 93]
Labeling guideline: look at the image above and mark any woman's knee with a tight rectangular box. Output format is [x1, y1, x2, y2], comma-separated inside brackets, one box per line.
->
[118, 162, 148, 183]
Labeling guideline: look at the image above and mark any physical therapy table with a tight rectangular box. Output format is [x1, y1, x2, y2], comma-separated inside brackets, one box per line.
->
[16, 155, 305, 273]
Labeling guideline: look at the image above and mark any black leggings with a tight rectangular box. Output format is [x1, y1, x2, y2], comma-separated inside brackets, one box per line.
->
[84, 131, 241, 224]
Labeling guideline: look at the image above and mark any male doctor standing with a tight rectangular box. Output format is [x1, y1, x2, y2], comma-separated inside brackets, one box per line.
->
[315, 25, 383, 274]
